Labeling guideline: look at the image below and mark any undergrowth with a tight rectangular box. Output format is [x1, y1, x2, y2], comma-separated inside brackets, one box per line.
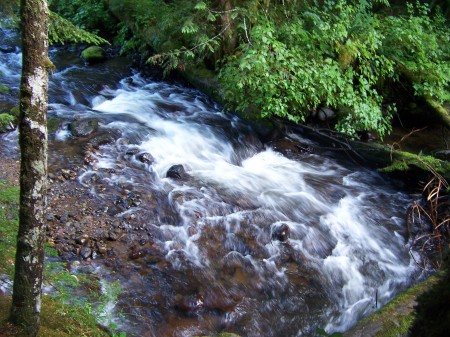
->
[407, 174, 450, 269]
[0, 180, 125, 336]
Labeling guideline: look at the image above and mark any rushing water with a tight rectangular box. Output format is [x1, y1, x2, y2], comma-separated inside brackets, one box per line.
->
[1, 27, 423, 336]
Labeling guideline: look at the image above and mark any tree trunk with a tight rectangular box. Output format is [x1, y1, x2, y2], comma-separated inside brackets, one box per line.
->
[10, 0, 49, 336]
[219, 0, 237, 56]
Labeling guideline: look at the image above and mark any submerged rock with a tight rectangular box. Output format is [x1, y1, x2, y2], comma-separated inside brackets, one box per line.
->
[137, 152, 154, 164]
[88, 129, 121, 148]
[166, 164, 188, 180]
[174, 293, 204, 313]
[69, 118, 99, 137]
[80, 247, 92, 259]
[271, 223, 290, 242]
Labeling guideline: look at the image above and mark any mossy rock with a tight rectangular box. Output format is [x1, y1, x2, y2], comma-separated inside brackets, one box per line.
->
[343, 274, 441, 337]
[81, 46, 107, 64]
[47, 117, 61, 133]
[69, 118, 99, 137]
[380, 150, 450, 182]
[0, 84, 10, 95]
[9, 105, 19, 119]
[0, 113, 15, 133]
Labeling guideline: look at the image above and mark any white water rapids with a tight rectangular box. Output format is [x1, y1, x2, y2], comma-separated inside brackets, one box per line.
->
[0, 27, 423, 336]
[88, 75, 420, 335]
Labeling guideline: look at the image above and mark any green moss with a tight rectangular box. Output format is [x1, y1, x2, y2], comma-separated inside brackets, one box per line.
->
[0, 181, 19, 276]
[81, 46, 106, 64]
[380, 150, 450, 180]
[0, 296, 109, 337]
[425, 98, 450, 129]
[0, 180, 114, 336]
[47, 117, 61, 133]
[344, 274, 441, 337]
[409, 261, 450, 337]
[0, 84, 10, 95]
[9, 106, 19, 119]
[0, 113, 15, 132]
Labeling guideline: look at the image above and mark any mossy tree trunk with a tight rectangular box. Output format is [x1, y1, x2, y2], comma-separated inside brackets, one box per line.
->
[10, 0, 49, 336]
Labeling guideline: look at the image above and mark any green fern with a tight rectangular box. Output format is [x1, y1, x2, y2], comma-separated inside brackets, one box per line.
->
[49, 12, 109, 46]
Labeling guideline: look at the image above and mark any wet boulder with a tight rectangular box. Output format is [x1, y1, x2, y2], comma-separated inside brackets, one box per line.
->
[203, 287, 237, 312]
[80, 247, 92, 259]
[69, 118, 99, 137]
[81, 46, 107, 64]
[271, 223, 290, 242]
[166, 164, 188, 180]
[311, 107, 336, 121]
[88, 129, 121, 148]
[125, 148, 139, 156]
[174, 294, 204, 313]
[272, 138, 313, 156]
[137, 152, 154, 164]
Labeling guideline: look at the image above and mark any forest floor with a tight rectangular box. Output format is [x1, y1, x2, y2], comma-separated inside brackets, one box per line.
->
[0, 158, 18, 186]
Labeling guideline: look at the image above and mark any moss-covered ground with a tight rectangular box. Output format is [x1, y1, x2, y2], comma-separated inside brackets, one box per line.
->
[343, 274, 442, 337]
[0, 179, 109, 337]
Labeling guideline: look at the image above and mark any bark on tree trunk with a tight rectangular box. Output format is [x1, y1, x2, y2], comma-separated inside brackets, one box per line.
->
[10, 0, 49, 336]
[219, 0, 237, 56]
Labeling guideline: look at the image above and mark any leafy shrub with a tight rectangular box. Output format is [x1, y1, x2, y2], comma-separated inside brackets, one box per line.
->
[219, 0, 395, 138]
[381, 2, 450, 103]
[49, 0, 118, 39]
[49, 12, 110, 46]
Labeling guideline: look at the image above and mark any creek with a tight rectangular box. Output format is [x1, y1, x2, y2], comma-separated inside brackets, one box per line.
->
[1, 27, 425, 337]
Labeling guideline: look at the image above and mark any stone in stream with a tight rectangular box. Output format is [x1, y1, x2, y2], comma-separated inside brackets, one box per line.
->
[125, 148, 140, 156]
[69, 118, 99, 137]
[272, 138, 313, 156]
[174, 294, 204, 313]
[166, 164, 188, 180]
[80, 247, 92, 259]
[137, 152, 154, 164]
[202, 287, 238, 312]
[88, 129, 121, 148]
[271, 223, 290, 242]
[81, 46, 107, 64]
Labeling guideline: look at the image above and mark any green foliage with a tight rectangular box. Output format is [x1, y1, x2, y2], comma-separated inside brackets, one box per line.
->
[0, 84, 10, 95]
[49, 0, 118, 38]
[49, 12, 109, 46]
[380, 2, 450, 103]
[219, 0, 395, 137]
[50, 0, 449, 138]
[145, 0, 226, 72]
